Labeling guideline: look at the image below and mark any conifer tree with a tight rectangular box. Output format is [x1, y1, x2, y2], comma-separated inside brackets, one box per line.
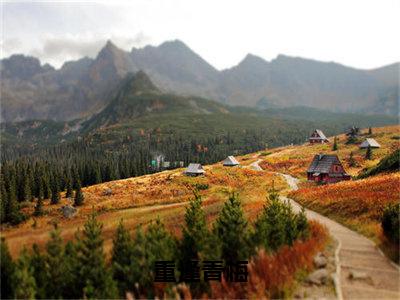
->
[146, 219, 177, 292]
[74, 180, 84, 206]
[0, 176, 7, 223]
[366, 146, 373, 160]
[349, 151, 357, 167]
[1, 238, 15, 299]
[63, 241, 80, 299]
[50, 175, 61, 204]
[214, 192, 249, 263]
[368, 127, 372, 135]
[76, 212, 117, 299]
[180, 191, 209, 263]
[332, 136, 338, 151]
[31, 244, 47, 298]
[253, 189, 286, 252]
[45, 226, 66, 299]
[111, 220, 134, 296]
[65, 175, 73, 198]
[14, 248, 37, 299]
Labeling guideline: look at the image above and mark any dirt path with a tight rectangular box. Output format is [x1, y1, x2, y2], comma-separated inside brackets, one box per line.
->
[280, 173, 400, 300]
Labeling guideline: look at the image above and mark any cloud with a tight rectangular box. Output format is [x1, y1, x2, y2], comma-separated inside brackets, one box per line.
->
[27, 32, 152, 68]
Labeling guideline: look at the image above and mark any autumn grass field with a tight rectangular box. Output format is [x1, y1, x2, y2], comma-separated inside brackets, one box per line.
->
[1, 156, 287, 257]
[1, 125, 398, 262]
[258, 125, 400, 179]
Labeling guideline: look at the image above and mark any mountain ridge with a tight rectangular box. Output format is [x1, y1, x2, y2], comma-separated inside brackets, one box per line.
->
[1, 39, 398, 122]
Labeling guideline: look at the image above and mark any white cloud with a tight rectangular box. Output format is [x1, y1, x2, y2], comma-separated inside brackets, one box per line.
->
[1, 0, 399, 70]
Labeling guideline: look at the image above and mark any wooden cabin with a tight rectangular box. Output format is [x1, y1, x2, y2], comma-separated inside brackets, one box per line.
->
[359, 138, 381, 149]
[307, 154, 350, 183]
[309, 129, 329, 144]
[223, 155, 240, 166]
[184, 163, 205, 176]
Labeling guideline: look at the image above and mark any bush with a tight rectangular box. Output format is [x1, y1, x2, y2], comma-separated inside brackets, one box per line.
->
[382, 203, 400, 244]
[194, 183, 209, 190]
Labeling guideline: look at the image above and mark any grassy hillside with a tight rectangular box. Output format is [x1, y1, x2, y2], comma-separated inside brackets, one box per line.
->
[258, 125, 400, 178]
[1, 158, 287, 257]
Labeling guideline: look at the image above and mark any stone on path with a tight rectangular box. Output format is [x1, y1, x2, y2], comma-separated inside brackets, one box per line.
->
[307, 269, 329, 285]
[314, 252, 328, 268]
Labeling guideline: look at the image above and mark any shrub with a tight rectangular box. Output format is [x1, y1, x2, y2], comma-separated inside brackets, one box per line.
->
[382, 203, 400, 244]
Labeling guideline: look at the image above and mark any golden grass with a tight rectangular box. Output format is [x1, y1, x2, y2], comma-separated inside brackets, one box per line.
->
[288, 173, 400, 241]
[258, 125, 400, 178]
[1, 162, 285, 258]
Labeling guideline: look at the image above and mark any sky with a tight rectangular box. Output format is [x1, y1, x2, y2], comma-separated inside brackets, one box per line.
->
[1, 0, 399, 70]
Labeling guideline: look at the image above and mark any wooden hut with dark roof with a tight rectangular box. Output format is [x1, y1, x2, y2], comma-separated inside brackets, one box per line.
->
[307, 154, 350, 183]
[309, 129, 329, 144]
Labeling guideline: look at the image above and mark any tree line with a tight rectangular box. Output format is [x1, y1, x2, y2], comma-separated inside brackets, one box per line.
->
[1, 190, 310, 299]
[1, 126, 310, 225]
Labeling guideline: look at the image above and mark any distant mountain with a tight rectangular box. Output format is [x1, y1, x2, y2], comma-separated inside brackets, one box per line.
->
[1, 39, 398, 122]
[81, 71, 230, 132]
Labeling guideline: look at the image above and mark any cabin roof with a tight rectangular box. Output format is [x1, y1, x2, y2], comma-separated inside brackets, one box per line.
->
[310, 129, 328, 140]
[223, 155, 240, 166]
[185, 163, 205, 174]
[307, 154, 341, 173]
[360, 138, 381, 148]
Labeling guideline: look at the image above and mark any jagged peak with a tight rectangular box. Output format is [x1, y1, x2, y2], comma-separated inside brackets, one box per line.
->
[119, 70, 159, 95]
[239, 53, 269, 66]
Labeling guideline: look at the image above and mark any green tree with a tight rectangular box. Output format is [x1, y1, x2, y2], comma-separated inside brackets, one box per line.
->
[76, 212, 117, 299]
[365, 146, 373, 160]
[74, 180, 84, 206]
[349, 151, 357, 167]
[1, 238, 15, 299]
[45, 226, 66, 299]
[253, 189, 286, 252]
[62, 241, 80, 299]
[111, 220, 134, 296]
[332, 136, 338, 151]
[31, 244, 47, 298]
[65, 175, 73, 198]
[214, 192, 249, 263]
[14, 248, 37, 299]
[50, 175, 61, 204]
[368, 127, 372, 135]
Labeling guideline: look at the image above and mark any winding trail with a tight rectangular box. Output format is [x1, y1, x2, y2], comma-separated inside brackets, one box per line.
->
[279, 172, 400, 299]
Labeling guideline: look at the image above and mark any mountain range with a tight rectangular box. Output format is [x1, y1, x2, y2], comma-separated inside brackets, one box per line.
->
[1, 39, 398, 122]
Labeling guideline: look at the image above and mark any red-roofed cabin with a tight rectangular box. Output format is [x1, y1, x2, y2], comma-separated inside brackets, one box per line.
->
[307, 154, 351, 183]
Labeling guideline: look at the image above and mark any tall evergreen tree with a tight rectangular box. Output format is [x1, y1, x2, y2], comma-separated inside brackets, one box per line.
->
[349, 151, 357, 167]
[74, 180, 84, 206]
[368, 127, 373, 135]
[111, 220, 134, 296]
[65, 174, 73, 198]
[31, 244, 47, 298]
[332, 136, 338, 151]
[76, 212, 117, 299]
[1, 238, 15, 299]
[13, 248, 37, 299]
[62, 241, 80, 299]
[214, 192, 249, 263]
[50, 175, 61, 204]
[45, 226, 66, 299]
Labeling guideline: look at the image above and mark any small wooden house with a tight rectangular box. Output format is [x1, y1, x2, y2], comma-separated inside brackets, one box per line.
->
[307, 154, 350, 183]
[359, 138, 381, 149]
[184, 163, 205, 176]
[223, 156, 240, 166]
[309, 129, 329, 144]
